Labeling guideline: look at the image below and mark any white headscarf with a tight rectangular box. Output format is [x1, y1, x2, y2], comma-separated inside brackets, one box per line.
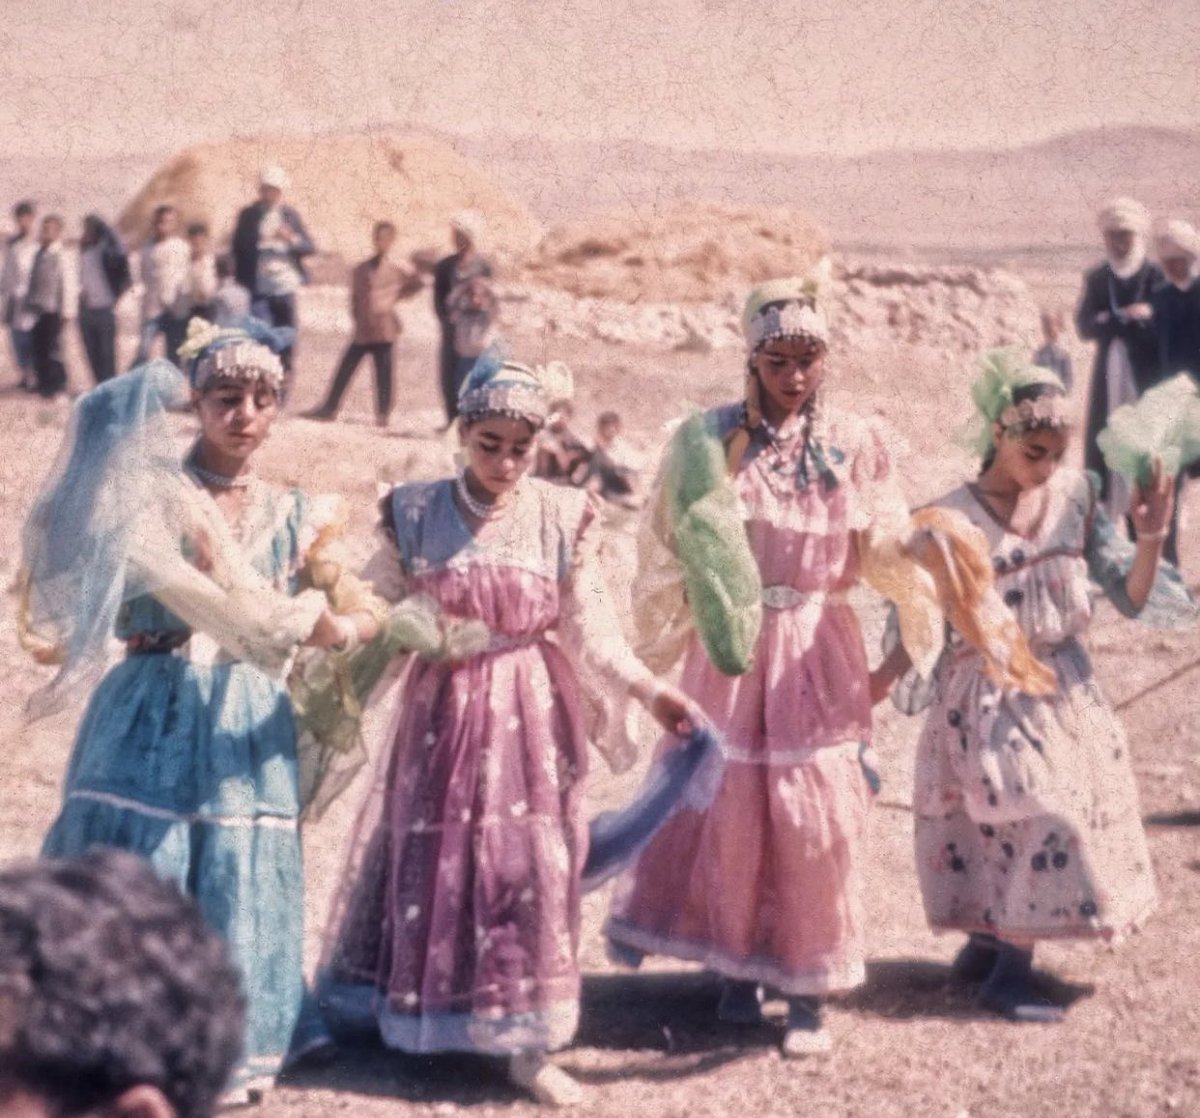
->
[1156, 218, 1200, 287]
[1098, 197, 1150, 279]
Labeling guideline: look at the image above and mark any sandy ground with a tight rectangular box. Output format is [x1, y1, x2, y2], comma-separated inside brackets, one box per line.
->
[1, 281, 1199, 1118]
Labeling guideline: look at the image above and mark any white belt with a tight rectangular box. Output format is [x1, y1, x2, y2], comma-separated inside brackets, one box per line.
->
[761, 586, 846, 610]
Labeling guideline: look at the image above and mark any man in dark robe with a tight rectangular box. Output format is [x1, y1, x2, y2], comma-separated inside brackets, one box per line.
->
[433, 211, 492, 427]
[1076, 197, 1162, 523]
[1148, 218, 1200, 566]
[1151, 219, 1200, 376]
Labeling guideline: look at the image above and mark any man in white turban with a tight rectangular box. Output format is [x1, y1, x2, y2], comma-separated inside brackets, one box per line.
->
[1076, 196, 1163, 524]
[1151, 218, 1200, 372]
[1148, 217, 1200, 566]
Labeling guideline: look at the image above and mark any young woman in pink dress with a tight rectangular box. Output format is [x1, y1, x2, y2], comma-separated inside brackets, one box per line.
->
[605, 272, 940, 1057]
[318, 355, 700, 1106]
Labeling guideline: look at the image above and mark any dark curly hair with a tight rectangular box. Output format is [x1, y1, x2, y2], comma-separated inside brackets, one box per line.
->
[0, 851, 245, 1118]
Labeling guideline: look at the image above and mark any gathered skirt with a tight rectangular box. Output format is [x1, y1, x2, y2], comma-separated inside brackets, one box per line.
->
[321, 639, 590, 1054]
[606, 603, 875, 996]
[43, 651, 307, 1093]
[913, 639, 1156, 942]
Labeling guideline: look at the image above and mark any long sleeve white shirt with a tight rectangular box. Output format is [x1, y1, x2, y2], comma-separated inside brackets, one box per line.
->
[139, 236, 191, 320]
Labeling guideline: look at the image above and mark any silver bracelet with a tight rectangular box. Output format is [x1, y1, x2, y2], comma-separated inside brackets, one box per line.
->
[1138, 526, 1169, 542]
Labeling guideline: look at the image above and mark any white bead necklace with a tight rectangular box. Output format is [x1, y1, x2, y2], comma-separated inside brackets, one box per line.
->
[455, 470, 513, 521]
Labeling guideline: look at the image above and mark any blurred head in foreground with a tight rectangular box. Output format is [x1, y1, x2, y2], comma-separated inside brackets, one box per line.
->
[0, 850, 244, 1118]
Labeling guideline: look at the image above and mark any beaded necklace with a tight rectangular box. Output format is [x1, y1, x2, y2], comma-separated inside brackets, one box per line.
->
[184, 445, 252, 490]
[455, 470, 515, 521]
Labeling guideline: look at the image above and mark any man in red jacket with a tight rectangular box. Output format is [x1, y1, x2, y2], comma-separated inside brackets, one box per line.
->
[304, 221, 420, 427]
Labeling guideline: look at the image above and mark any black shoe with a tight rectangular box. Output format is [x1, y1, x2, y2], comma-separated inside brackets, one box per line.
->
[951, 933, 1001, 983]
[300, 406, 336, 421]
[978, 945, 1065, 1023]
[782, 996, 832, 1056]
[716, 980, 763, 1025]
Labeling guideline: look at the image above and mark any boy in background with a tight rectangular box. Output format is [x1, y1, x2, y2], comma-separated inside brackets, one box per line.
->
[184, 222, 217, 322]
[0, 200, 38, 389]
[21, 214, 76, 399]
[211, 254, 251, 326]
[134, 204, 190, 367]
[1032, 308, 1073, 392]
[536, 397, 592, 484]
[304, 220, 421, 427]
[590, 410, 643, 506]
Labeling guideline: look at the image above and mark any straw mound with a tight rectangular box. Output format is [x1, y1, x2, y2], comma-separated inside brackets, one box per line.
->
[116, 132, 542, 264]
[523, 202, 828, 303]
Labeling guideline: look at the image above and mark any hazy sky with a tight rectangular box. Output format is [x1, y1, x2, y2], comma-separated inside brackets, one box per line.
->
[3, 0, 1197, 159]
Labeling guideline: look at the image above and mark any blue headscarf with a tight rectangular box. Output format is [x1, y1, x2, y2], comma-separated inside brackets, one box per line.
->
[176, 316, 294, 391]
[456, 343, 571, 428]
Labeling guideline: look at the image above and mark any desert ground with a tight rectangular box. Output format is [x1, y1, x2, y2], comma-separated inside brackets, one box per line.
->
[1, 236, 1198, 1118]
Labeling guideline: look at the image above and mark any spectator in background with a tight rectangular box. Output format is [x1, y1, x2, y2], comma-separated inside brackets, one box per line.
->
[0, 200, 38, 390]
[0, 850, 245, 1118]
[590, 409, 643, 506]
[77, 213, 131, 384]
[232, 165, 314, 397]
[445, 270, 498, 396]
[535, 397, 592, 484]
[21, 214, 76, 399]
[304, 220, 421, 427]
[1031, 308, 1073, 392]
[1148, 218, 1200, 570]
[1150, 218, 1200, 377]
[133, 204, 190, 367]
[1076, 196, 1163, 524]
[211, 254, 251, 326]
[433, 211, 492, 425]
[184, 222, 217, 322]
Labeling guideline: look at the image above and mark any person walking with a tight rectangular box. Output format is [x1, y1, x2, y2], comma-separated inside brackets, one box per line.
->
[304, 221, 420, 427]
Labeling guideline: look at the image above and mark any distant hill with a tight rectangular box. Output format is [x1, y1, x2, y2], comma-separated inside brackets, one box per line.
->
[117, 132, 541, 262]
[0, 125, 1194, 274]
[451, 124, 1200, 261]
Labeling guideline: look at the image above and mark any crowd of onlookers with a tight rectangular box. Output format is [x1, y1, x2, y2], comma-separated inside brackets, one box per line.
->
[0, 164, 647, 504]
[0, 166, 312, 400]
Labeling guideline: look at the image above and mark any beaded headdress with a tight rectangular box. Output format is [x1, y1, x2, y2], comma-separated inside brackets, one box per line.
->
[176, 316, 293, 391]
[742, 263, 833, 355]
[965, 348, 1070, 457]
[726, 266, 834, 475]
[457, 344, 572, 429]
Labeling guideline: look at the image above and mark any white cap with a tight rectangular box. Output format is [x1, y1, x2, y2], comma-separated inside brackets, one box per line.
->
[259, 164, 288, 191]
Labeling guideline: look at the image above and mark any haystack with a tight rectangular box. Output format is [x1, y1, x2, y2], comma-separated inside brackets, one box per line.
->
[117, 132, 541, 266]
[524, 201, 828, 304]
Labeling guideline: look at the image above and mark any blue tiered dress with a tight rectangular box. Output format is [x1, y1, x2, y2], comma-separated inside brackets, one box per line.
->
[43, 481, 327, 1094]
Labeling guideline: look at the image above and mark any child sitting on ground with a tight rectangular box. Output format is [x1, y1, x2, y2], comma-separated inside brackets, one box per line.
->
[535, 397, 592, 484]
[590, 409, 643, 506]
